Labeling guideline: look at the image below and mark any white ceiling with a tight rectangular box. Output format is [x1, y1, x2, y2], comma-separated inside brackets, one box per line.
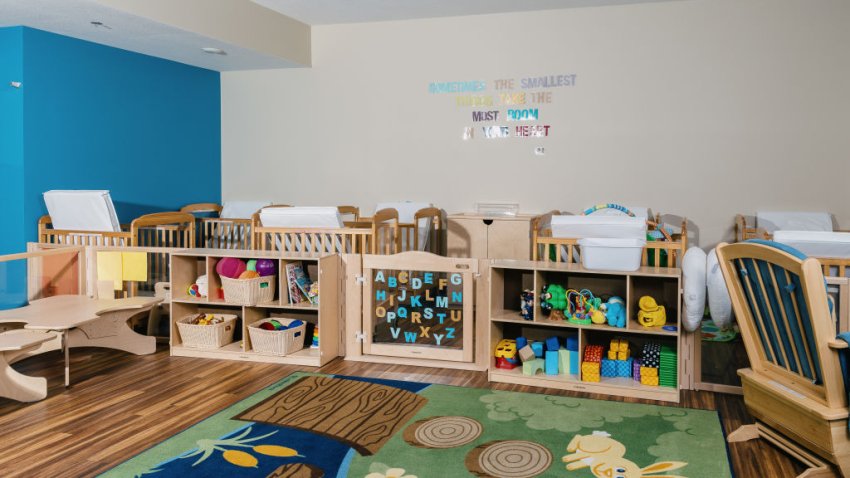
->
[251, 0, 682, 25]
[0, 0, 682, 71]
[0, 0, 301, 71]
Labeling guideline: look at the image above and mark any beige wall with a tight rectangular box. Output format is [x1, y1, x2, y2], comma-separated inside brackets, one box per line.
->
[221, 0, 850, 247]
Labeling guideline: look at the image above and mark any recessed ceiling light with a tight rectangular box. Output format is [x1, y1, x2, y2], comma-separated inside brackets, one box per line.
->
[90, 21, 111, 29]
[201, 47, 227, 55]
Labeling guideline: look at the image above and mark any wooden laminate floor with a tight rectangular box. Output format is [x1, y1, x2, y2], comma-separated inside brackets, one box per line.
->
[0, 346, 805, 477]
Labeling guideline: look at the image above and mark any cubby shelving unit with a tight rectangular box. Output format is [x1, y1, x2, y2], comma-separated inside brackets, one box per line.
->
[489, 259, 684, 402]
[169, 248, 339, 366]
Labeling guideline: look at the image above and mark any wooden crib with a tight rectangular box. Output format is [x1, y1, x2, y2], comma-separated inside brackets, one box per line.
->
[180, 202, 262, 250]
[39, 211, 195, 295]
[252, 207, 401, 256]
[735, 213, 850, 277]
[532, 211, 688, 268]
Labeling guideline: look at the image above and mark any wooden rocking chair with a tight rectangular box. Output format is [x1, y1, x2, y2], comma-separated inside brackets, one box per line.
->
[716, 240, 850, 477]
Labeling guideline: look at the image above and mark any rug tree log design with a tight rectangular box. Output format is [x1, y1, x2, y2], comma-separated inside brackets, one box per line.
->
[465, 440, 553, 478]
[265, 463, 324, 478]
[403, 416, 483, 448]
[236, 376, 427, 456]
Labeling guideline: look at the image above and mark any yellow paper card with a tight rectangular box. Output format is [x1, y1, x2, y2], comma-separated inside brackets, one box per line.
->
[122, 252, 148, 282]
[96, 251, 123, 291]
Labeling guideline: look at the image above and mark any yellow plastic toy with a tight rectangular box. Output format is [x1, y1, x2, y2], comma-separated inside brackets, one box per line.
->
[636, 296, 666, 327]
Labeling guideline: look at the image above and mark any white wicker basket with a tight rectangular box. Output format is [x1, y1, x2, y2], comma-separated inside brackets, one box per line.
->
[248, 318, 306, 356]
[221, 274, 276, 306]
[177, 314, 238, 349]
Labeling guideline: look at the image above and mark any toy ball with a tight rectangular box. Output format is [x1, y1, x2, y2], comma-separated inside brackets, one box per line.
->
[255, 259, 277, 277]
[238, 270, 260, 280]
[246, 260, 258, 272]
[196, 274, 208, 297]
[187, 284, 201, 297]
[216, 257, 246, 279]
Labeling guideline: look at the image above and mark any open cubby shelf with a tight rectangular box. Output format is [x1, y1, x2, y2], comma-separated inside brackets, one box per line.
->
[169, 248, 338, 367]
[489, 259, 684, 403]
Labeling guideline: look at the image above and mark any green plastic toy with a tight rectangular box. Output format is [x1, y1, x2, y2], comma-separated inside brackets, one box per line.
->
[541, 284, 567, 316]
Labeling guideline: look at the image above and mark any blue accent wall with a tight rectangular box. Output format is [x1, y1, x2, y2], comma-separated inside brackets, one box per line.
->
[20, 27, 221, 244]
[0, 27, 26, 308]
[0, 27, 24, 255]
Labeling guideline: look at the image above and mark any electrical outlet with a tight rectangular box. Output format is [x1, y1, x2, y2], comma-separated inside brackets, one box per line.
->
[534, 147, 545, 156]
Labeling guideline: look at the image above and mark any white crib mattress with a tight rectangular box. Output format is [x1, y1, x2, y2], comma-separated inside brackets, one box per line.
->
[43, 190, 121, 232]
[259, 207, 344, 228]
[773, 230, 850, 259]
[221, 200, 272, 219]
[756, 211, 832, 234]
[550, 215, 647, 240]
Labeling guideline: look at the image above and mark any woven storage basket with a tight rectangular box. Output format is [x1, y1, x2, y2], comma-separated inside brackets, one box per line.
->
[221, 274, 276, 306]
[248, 318, 306, 356]
[177, 313, 238, 349]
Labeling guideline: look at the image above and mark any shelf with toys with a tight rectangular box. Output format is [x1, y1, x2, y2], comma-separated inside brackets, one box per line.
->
[489, 259, 682, 403]
[169, 248, 338, 366]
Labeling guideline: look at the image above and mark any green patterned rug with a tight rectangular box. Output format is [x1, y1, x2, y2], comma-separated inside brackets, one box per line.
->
[102, 372, 732, 478]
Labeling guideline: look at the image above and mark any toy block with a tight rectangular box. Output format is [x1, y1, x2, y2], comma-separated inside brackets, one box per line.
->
[617, 350, 630, 361]
[531, 342, 544, 358]
[566, 336, 578, 351]
[523, 358, 545, 376]
[609, 338, 620, 350]
[617, 340, 629, 353]
[558, 348, 571, 375]
[581, 361, 600, 382]
[545, 336, 560, 352]
[633, 358, 642, 381]
[641, 375, 659, 386]
[640, 366, 658, 378]
[569, 350, 579, 375]
[516, 336, 528, 350]
[518, 345, 536, 362]
[607, 350, 618, 361]
[583, 345, 604, 362]
[616, 357, 633, 377]
[600, 359, 617, 377]
[545, 351, 559, 375]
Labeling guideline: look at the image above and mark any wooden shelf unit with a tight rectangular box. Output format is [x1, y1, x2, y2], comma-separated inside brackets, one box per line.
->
[169, 248, 339, 366]
[489, 259, 684, 403]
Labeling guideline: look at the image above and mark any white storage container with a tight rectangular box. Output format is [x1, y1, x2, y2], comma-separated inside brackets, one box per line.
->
[578, 238, 646, 271]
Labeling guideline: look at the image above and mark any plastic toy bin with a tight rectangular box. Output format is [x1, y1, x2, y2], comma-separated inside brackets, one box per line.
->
[577, 238, 645, 271]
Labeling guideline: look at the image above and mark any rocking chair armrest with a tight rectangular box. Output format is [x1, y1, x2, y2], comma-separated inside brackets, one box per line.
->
[828, 340, 849, 350]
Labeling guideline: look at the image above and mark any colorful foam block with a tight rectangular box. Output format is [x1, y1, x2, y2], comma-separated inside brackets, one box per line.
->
[531, 342, 544, 358]
[545, 351, 559, 375]
[581, 361, 601, 382]
[558, 348, 571, 375]
[569, 350, 579, 375]
[600, 359, 617, 377]
[640, 366, 658, 378]
[616, 357, 633, 377]
[566, 336, 578, 351]
[518, 345, 536, 362]
[516, 336, 528, 350]
[545, 336, 560, 352]
[633, 358, 642, 381]
[607, 350, 618, 360]
[617, 350, 630, 361]
[641, 375, 659, 386]
[523, 358, 545, 376]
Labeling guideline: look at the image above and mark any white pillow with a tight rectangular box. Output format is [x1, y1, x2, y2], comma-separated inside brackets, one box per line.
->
[43, 190, 121, 232]
[773, 230, 850, 259]
[259, 207, 344, 228]
[682, 247, 707, 332]
[756, 211, 832, 234]
[706, 248, 733, 329]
